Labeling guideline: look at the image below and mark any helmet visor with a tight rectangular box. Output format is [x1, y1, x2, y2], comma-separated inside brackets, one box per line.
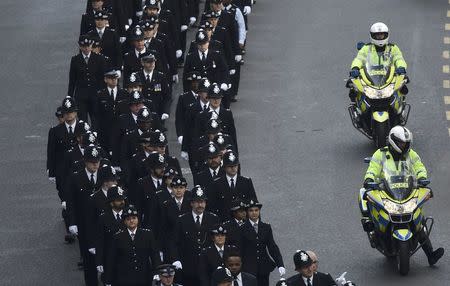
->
[391, 135, 410, 154]
[371, 32, 388, 41]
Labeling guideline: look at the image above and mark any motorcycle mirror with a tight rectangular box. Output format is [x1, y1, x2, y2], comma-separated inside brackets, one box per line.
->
[356, 41, 365, 51]
[418, 179, 430, 187]
[364, 157, 371, 164]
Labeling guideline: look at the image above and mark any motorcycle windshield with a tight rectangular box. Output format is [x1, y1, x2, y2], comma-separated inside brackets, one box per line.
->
[364, 50, 393, 88]
[382, 159, 415, 201]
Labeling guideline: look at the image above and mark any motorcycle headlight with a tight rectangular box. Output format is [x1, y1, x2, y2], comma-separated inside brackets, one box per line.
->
[364, 85, 394, 99]
[379, 84, 394, 98]
[364, 86, 379, 99]
[383, 199, 417, 214]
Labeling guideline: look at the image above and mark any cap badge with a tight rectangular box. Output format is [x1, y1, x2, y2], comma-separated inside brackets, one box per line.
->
[142, 108, 149, 117]
[177, 179, 181, 184]
[158, 154, 165, 163]
[300, 252, 308, 262]
[89, 133, 96, 142]
[130, 73, 137, 83]
[196, 188, 204, 196]
[65, 100, 72, 108]
[159, 133, 165, 142]
[117, 187, 124, 196]
[213, 86, 220, 94]
[111, 166, 116, 175]
[133, 91, 140, 99]
[228, 153, 236, 162]
[204, 79, 210, 87]
[217, 136, 224, 144]
[91, 148, 99, 157]
[208, 145, 216, 153]
[211, 120, 218, 128]
[136, 28, 142, 36]
[198, 32, 205, 40]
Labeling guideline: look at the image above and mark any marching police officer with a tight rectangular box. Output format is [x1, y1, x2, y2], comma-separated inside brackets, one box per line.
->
[104, 205, 162, 286]
[222, 199, 247, 248]
[89, 164, 120, 218]
[211, 267, 234, 286]
[240, 199, 285, 286]
[286, 250, 336, 286]
[123, 25, 148, 81]
[169, 185, 220, 286]
[155, 264, 183, 286]
[193, 142, 224, 188]
[68, 34, 106, 122]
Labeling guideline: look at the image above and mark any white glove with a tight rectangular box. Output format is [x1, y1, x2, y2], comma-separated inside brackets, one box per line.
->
[243, 6, 251, 15]
[176, 49, 182, 58]
[335, 272, 347, 286]
[172, 260, 183, 270]
[119, 36, 126, 43]
[113, 166, 122, 172]
[229, 69, 236, 75]
[180, 151, 189, 161]
[61, 201, 67, 210]
[161, 113, 169, 120]
[235, 55, 242, 62]
[105, 284, 111, 286]
[220, 83, 228, 91]
[278, 267, 286, 276]
[116, 70, 122, 78]
[88, 248, 96, 255]
[128, 18, 132, 25]
[125, 24, 130, 31]
[136, 11, 143, 17]
[172, 74, 179, 83]
[189, 17, 197, 26]
[69, 225, 78, 235]
[49, 177, 56, 183]
[177, 136, 183, 145]
[97, 265, 104, 273]
[160, 251, 164, 261]
[181, 25, 188, 32]
[153, 274, 160, 281]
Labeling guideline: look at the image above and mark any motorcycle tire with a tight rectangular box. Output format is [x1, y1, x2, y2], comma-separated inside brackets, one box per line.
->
[373, 121, 389, 148]
[397, 241, 410, 276]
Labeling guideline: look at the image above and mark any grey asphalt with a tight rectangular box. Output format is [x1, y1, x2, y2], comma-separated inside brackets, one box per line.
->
[0, 0, 449, 285]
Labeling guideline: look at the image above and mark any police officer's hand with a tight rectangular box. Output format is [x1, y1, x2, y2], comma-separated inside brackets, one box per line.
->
[243, 6, 251, 15]
[395, 67, 406, 75]
[234, 55, 242, 62]
[172, 74, 179, 84]
[229, 69, 236, 75]
[180, 151, 189, 161]
[96, 265, 104, 273]
[69, 225, 78, 235]
[48, 177, 56, 183]
[161, 113, 169, 120]
[119, 37, 126, 43]
[189, 17, 196, 26]
[136, 11, 143, 18]
[220, 83, 229, 91]
[349, 69, 360, 79]
[363, 178, 374, 189]
[176, 50, 182, 59]
[172, 260, 183, 269]
[61, 201, 67, 210]
[278, 267, 286, 276]
[181, 25, 188, 32]
[335, 272, 347, 286]
[88, 248, 96, 255]
[177, 136, 183, 145]
[153, 274, 160, 281]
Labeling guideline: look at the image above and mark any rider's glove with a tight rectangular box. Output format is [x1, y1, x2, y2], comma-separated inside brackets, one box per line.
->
[349, 69, 360, 79]
[363, 178, 374, 189]
[395, 67, 406, 75]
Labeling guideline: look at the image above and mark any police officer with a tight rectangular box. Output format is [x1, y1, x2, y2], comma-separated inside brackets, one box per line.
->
[65, 145, 103, 286]
[224, 249, 258, 286]
[68, 34, 106, 122]
[62, 122, 93, 180]
[89, 164, 120, 218]
[175, 70, 203, 144]
[194, 83, 237, 145]
[169, 185, 220, 286]
[88, 10, 123, 71]
[104, 205, 162, 286]
[190, 119, 223, 172]
[198, 224, 238, 286]
[211, 267, 233, 286]
[155, 264, 182, 286]
[123, 25, 148, 81]
[80, 0, 107, 35]
[193, 142, 224, 188]
[208, 150, 256, 220]
[183, 30, 229, 93]
[93, 185, 127, 279]
[240, 199, 285, 286]
[222, 199, 247, 247]
[137, 52, 172, 119]
[286, 250, 336, 286]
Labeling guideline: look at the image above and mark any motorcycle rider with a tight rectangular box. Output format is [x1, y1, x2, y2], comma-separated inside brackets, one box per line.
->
[361, 126, 444, 265]
[348, 22, 408, 102]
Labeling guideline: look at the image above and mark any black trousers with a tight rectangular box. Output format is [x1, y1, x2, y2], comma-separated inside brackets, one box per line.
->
[256, 274, 270, 286]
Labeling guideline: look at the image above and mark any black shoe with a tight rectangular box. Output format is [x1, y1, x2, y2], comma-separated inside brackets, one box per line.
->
[428, 248, 444, 266]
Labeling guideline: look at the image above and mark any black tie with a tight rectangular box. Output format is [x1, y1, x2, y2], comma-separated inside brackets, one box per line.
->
[230, 178, 235, 190]
[68, 126, 73, 134]
[110, 88, 115, 99]
[233, 276, 239, 286]
[90, 173, 95, 185]
[195, 215, 201, 228]
[213, 170, 217, 177]
[201, 51, 206, 62]
[203, 104, 207, 111]
[84, 56, 89, 64]
[307, 278, 312, 286]
[116, 213, 121, 221]
[157, 180, 161, 188]
[146, 74, 151, 83]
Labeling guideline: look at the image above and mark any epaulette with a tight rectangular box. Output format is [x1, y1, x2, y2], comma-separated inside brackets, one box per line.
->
[156, 71, 165, 76]
[241, 175, 250, 180]
[126, 129, 136, 135]
[155, 190, 163, 194]
[114, 229, 124, 235]
[124, 52, 130, 56]
[213, 176, 221, 182]
[179, 213, 188, 218]
[109, 28, 116, 32]
[132, 153, 137, 158]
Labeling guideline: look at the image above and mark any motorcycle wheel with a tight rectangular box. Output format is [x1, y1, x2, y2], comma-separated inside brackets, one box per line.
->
[373, 121, 389, 148]
[397, 241, 410, 276]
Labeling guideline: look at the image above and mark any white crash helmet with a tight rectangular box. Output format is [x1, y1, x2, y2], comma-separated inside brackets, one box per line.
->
[388, 126, 412, 155]
[370, 22, 389, 47]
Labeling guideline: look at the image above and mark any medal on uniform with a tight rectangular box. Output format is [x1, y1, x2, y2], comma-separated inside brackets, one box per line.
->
[155, 84, 161, 91]
[212, 61, 216, 68]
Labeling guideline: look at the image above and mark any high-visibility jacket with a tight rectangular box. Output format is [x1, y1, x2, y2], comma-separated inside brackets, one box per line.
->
[351, 43, 407, 70]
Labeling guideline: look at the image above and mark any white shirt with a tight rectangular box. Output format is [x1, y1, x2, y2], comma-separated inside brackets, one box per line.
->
[210, 106, 220, 115]
[209, 167, 220, 177]
[113, 209, 123, 219]
[234, 273, 242, 286]
[85, 169, 97, 184]
[225, 5, 246, 45]
[175, 197, 183, 206]
[198, 49, 209, 60]
[107, 87, 117, 101]
[82, 52, 91, 60]
[132, 113, 138, 123]
[96, 27, 106, 37]
[302, 275, 314, 286]
[135, 47, 146, 58]
[226, 174, 237, 188]
[143, 70, 154, 82]
[200, 101, 209, 111]
[235, 218, 244, 226]
[250, 219, 259, 227]
[215, 244, 224, 253]
[78, 145, 85, 155]
[65, 121, 76, 134]
[128, 228, 137, 238]
[192, 211, 203, 224]
[101, 187, 108, 198]
[191, 90, 198, 99]
[152, 176, 162, 189]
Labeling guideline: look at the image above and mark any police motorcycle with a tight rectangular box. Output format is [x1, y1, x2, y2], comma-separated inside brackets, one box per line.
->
[359, 158, 433, 275]
[347, 43, 410, 148]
